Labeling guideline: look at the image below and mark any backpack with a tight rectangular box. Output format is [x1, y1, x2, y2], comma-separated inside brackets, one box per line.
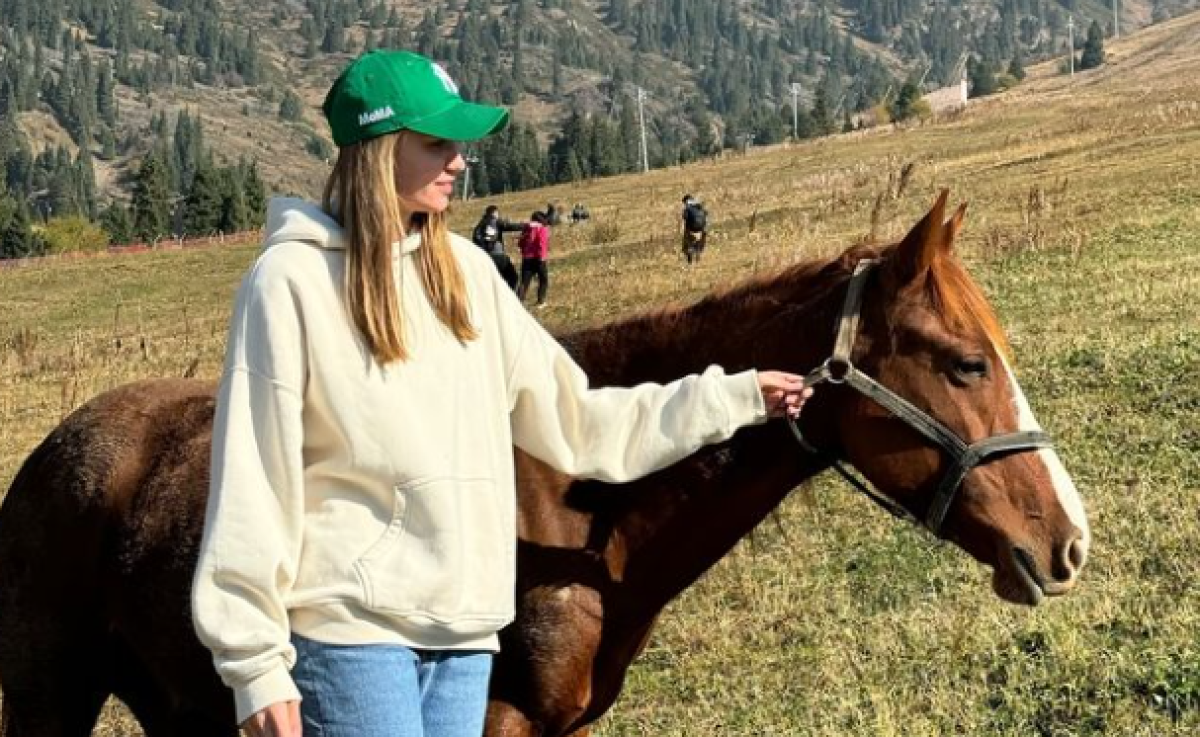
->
[473, 218, 500, 249]
[684, 203, 707, 232]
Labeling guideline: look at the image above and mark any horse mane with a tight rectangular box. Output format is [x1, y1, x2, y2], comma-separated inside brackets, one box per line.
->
[563, 238, 1009, 366]
[564, 243, 883, 351]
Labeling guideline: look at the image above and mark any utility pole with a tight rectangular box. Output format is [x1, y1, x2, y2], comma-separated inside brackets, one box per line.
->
[1068, 16, 1075, 78]
[1113, 0, 1120, 38]
[635, 86, 649, 173]
[740, 132, 755, 154]
[790, 82, 802, 141]
[462, 154, 479, 201]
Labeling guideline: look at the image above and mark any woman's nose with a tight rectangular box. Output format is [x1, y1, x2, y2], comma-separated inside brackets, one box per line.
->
[447, 144, 466, 173]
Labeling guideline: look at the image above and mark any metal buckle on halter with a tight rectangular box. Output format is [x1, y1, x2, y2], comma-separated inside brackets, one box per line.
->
[824, 358, 851, 384]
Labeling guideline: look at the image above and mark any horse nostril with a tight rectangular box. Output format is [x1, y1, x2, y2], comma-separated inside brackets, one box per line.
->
[1067, 535, 1087, 571]
[1053, 534, 1086, 583]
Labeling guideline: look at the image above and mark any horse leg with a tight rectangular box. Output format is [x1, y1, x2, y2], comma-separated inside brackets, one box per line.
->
[0, 647, 111, 737]
[482, 703, 593, 737]
[0, 433, 113, 736]
[0, 578, 112, 737]
[131, 711, 238, 737]
[484, 700, 544, 737]
[109, 642, 239, 737]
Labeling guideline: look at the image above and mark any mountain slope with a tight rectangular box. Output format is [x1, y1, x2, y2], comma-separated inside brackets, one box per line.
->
[2, 0, 1198, 211]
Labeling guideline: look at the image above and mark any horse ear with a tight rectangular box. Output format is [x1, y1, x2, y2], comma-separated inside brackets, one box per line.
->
[944, 202, 968, 248]
[888, 189, 950, 286]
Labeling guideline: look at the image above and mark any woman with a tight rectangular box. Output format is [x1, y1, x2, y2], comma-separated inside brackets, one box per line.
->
[191, 50, 813, 737]
[515, 210, 550, 308]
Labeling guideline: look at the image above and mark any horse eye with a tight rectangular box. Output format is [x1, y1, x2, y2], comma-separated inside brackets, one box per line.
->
[953, 356, 990, 380]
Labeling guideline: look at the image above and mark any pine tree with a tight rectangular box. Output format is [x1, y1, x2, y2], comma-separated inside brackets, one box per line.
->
[1008, 48, 1027, 81]
[279, 90, 304, 121]
[241, 159, 267, 226]
[96, 58, 117, 126]
[219, 176, 250, 233]
[0, 203, 39, 259]
[46, 164, 80, 219]
[1079, 20, 1106, 70]
[548, 110, 587, 183]
[968, 57, 999, 98]
[131, 153, 171, 241]
[0, 194, 15, 235]
[686, 97, 717, 156]
[181, 162, 223, 235]
[550, 52, 563, 101]
[889, 81, 922, 122]
[76, 147, 97, 218]
[99, 202, 134, 244]
[811, 87, 833, 135]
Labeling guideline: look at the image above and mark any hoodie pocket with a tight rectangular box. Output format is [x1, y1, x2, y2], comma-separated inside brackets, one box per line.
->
[353, 477, 514, 623]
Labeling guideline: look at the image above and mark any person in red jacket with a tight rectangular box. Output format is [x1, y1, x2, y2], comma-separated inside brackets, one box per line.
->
[517, 211, 551, 309]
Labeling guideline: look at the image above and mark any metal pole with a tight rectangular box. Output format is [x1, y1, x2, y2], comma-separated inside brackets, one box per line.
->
[1113, 0, 1119, 39]
[462, 154, 479, 201]
[1068, 16, 1075, 77]
[790, 82, 801, 140]
[636, 86, 649, 173]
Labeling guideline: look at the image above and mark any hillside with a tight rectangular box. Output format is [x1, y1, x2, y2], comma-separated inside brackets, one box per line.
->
[1, 8, 1199, 734]
[2, 0, 1198, 217]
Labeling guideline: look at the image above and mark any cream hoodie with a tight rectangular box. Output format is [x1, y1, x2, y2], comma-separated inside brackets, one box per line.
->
[192, 198, 767, 723]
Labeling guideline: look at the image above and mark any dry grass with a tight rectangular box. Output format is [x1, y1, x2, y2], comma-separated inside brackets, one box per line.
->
[3, 11, 1200, 735]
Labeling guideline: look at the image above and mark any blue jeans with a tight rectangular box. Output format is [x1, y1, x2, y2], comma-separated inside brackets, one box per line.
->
[291, 634, 493, 737]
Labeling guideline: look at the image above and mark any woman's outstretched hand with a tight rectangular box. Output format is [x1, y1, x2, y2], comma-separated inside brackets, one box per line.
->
[757, 371, 814, 420]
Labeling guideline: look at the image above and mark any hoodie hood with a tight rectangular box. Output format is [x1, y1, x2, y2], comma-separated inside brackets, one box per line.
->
[263, 197, 421, 255]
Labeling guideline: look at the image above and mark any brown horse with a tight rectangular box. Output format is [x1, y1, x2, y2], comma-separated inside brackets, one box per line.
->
[0, 193, 1089, 737]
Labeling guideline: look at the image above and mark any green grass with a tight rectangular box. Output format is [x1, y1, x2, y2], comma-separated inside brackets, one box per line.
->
[3, 11, 1200, 736]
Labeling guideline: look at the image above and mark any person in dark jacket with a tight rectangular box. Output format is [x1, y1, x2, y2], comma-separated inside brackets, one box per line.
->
[680, 194, 708, 265]
[472, 205, 523, 289]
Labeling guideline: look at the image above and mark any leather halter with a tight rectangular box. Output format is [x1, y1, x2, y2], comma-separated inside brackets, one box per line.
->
[787, 259, 1053, 537]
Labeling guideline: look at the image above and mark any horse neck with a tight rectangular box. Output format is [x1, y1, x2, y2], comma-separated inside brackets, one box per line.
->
[564, 262, 849, 614]
[565, 264, 840, 382]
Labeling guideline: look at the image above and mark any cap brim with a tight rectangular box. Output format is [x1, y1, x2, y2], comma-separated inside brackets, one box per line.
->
[406, 101, 510, 142]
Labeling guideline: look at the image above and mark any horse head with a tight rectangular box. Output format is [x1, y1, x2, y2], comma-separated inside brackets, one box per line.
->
[793, 191, 1089, 605]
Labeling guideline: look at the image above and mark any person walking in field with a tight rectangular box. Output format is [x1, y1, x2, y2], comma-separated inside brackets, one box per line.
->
[516, 210, 551, 309]
[570, 202, 590, 224]
[472, 204, 523, 289]
[191, 48, 814, 737]
[680, 194, 708, 265]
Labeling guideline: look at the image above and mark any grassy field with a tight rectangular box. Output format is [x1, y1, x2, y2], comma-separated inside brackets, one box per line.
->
[2, 11, 1199, 736]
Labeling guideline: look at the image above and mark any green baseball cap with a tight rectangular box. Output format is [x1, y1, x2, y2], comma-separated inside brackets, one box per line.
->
[322, 50, 509, 147]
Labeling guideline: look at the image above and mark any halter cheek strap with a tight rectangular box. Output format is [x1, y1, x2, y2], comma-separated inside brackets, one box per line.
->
[789, 259, 1053, 537]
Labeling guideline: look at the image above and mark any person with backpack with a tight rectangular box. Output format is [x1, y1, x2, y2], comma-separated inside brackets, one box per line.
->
[516, 211, 551, 309]
[471, 205, 523, 289]
[681, 194, 708, 265]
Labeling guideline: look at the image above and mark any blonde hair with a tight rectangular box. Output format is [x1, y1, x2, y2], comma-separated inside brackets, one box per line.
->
[322, 132, 477, 363]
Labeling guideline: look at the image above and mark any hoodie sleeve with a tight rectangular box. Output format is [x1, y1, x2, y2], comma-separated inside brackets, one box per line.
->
[191, 260, 307, 724]
[506, 311, 766, 483]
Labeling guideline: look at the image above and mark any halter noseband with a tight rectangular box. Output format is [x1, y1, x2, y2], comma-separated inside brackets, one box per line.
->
[788, 259, 1053, 537]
